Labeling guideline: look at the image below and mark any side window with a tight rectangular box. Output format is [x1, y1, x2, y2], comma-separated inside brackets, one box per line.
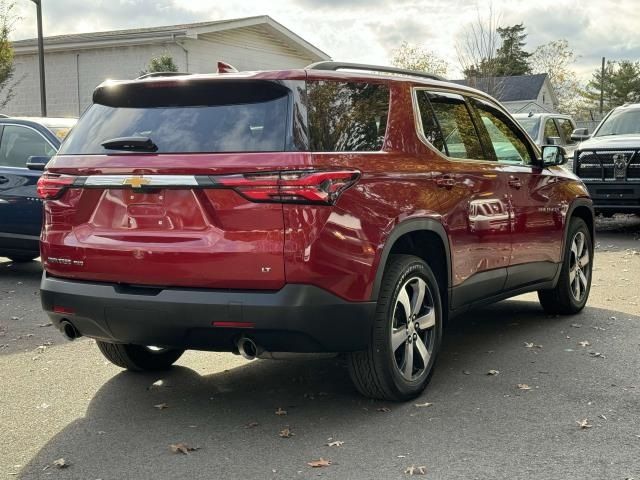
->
[544, 119, 561, 143]
[307, 81, 389, 152]
[0, 125, 56, 168]
[416, 90, 487, 160]
[556, 118, 576, 145]
[469, 99, 534, 165]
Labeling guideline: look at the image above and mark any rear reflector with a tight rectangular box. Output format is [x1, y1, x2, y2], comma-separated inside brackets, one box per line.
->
[37, 173, 76, 200]
[53, 305, 75, 315]
[213, 170, 360, 205]
[212, 321, 256, 329]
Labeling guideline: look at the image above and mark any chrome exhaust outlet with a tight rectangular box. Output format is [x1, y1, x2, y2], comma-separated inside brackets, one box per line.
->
[60, 320, 81, 341]
[237, 336, 261, 360]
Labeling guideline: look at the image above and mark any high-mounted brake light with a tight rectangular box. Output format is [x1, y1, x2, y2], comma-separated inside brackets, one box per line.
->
[213, 170, 360, 205]
[37, 173, 76, 200]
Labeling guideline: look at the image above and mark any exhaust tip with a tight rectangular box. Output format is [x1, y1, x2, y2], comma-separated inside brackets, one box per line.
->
[237, 336, 259, 360]
[60, 320, 80, 341]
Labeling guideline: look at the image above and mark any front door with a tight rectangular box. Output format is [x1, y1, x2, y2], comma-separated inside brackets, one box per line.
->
[468, 98, 564, 288]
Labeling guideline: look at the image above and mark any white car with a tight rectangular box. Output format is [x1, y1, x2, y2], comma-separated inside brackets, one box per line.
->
[513, 113, 579, 162]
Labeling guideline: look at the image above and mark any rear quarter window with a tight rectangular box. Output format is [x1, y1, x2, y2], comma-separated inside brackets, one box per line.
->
[307, 81, 389, 152]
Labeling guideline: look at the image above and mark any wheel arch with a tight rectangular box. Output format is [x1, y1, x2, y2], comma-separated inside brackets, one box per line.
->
[564, 198, 595, 257]
[370, 219, 451, 310]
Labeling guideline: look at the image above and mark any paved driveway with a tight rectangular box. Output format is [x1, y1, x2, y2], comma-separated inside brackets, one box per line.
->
[1, 216, 639, 479]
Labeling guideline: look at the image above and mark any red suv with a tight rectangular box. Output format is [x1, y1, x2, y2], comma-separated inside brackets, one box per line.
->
[38, 62, 594, 401]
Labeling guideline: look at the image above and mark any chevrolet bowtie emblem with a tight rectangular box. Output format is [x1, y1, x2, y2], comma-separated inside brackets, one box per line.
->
[122, 176, 151, 188]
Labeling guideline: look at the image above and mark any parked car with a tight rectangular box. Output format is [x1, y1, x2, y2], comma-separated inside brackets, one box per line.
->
[570, 103, 640, 216]
[0, 117, 76, 262]
[513, 112, 578, 164]
[38, 62, 594, 401]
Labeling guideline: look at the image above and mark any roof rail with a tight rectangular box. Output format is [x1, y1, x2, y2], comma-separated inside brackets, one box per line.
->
[136, 71, 193, 80]
[306, 61, 447, 82]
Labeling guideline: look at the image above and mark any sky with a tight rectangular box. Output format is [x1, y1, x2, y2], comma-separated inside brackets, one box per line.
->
[9, 0, 640, 81]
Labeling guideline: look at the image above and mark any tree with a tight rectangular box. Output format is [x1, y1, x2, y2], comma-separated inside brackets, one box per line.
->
[391, 41, 448, 76]
[456, 4, 503, 96]
[494, 24, 531, 76]
[530, 39, 580, 114]
[0, 1, 19, 109]
[582, 60, 640, 111]
[146, 54, 179, 73]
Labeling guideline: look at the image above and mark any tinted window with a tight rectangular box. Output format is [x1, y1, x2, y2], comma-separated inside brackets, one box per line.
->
[418, 91, 486, 160]
[60, 80, 297, 154]
[556, 118, 576, 145]
[544, 119, 561, 142]
[307, 81, 389, 151]
[470, 99, 533, 164]
[0, 125, 56, 168]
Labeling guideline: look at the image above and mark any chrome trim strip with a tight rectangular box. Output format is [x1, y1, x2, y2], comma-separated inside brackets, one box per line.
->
[83, 175, 199, 187]
[0, 232, 40, 241]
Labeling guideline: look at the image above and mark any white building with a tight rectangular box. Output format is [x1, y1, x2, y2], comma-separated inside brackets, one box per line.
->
[6, 15, 330, 117]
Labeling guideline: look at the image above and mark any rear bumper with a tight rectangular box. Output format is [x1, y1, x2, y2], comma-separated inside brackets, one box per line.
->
[40, 273, 376, 353]
[583, 181, 640, 211]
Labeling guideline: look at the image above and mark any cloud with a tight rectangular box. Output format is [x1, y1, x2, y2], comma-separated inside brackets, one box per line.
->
[9, 0, 640, 82]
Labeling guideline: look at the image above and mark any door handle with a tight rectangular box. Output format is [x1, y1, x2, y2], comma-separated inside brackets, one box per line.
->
[436, 175, 455, 188]
[508, 177, 522, 189]
[0, 176, 8, 184]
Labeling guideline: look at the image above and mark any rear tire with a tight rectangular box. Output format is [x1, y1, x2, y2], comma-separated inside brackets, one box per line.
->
[538, 217, 592, 315]
[8, 255, 37, 263]
[347, 255, 443, 401]
[96, 341, 184, 371]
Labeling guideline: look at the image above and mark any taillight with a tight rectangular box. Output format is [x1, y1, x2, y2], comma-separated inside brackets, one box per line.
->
[213, 170, 360, 205]
[37, 173, 76, 200]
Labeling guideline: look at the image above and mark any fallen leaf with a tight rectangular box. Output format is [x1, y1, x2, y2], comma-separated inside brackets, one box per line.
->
[169, 443, 200, 454]
[576, 419, 592, 429]
[578, 341, 591, 347]
[307, 458, 331, 468]
[275, 407, 287, 416]
[404, 465, 427, 475]
[598, 414, 607, 420]
[279, 427, 294, 438]
[326, 440, 344, 447]
[589, 352, 606, 358]
[153, 403, 168, 410]
[377, 407, 391, 413]
[52, 458, 69, 469]
[38, 323, 52, 328]
[487, 369, 500, 376]
[414, 402, 433, 408]
[244, 421, 259, 429]
[462, 370, 471, 375]
[517, 384, 531, 390]
[10, 316, 20, 321]
[570, 323, 582, 328]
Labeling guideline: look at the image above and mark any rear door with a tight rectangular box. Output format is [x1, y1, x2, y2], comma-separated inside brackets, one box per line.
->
[40, 78, 309, 290]
[414, 89, 513, 308]
[0, 124, 55, 246]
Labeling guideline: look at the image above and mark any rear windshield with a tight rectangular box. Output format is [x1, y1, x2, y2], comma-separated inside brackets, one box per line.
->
[516, 117, 540, 139]
[59, 80, 296, 154]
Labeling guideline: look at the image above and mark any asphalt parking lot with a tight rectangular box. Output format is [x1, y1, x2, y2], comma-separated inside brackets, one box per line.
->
[1, 216, 639, 480]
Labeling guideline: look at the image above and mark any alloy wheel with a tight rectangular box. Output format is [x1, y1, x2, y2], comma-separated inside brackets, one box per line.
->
[390, 276, 437, 381]
[569, 231, 590, 301]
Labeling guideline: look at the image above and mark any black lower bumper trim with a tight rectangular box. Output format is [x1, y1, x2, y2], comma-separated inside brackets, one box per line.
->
[40, 274, 376, 353]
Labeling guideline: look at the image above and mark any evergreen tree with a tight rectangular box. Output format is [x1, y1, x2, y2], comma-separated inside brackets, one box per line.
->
[494, 24, 531, 76]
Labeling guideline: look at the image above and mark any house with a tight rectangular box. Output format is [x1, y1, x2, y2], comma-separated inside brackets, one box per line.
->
[6, 15, 331, 117]
[452, 73, 557, 113]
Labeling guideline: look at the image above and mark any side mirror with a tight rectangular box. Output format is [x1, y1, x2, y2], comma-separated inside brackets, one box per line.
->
[546, 136, 562, 146]
[541, 145, 568, 167]
[570, 128, 589, 142]
[26, 155, 51, 171]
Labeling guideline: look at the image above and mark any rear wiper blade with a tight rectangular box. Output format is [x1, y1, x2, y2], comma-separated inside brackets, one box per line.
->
[101, 136, 158, 152]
